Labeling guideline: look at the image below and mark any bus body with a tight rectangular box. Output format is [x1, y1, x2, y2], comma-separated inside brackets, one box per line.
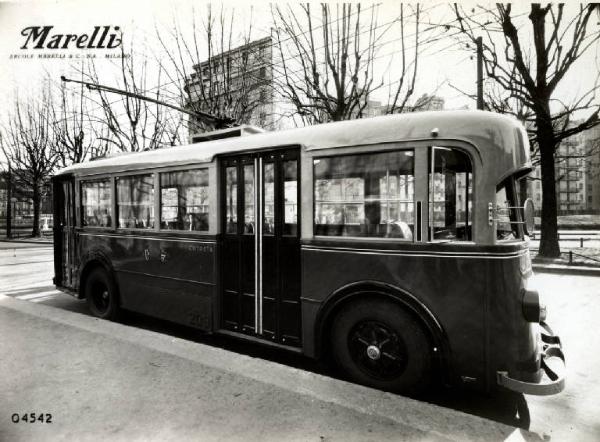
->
[52, 111, 564, 395]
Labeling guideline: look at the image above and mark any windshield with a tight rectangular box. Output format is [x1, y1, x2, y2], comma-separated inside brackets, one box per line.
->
[496, 178, 522, 241]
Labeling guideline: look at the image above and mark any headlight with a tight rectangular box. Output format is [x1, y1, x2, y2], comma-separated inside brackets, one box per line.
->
[522, 289, 546, 323]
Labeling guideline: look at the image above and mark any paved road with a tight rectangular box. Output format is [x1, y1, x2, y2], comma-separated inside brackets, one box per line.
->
[1, 243, 599, 440]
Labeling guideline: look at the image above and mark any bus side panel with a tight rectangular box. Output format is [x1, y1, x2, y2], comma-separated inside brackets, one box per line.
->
[78, 233, 217, 331]
[488, 252, 540, 386]
[301, 246, 489, 390]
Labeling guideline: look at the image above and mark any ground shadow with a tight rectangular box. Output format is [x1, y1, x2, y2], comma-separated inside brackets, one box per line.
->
[420, 388, 531, 431]
[44, 297, 535, 432]
[118, 309, 535, 431]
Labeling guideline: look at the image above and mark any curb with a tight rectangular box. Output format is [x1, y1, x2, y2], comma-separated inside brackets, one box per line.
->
[532, 264, 600, 276]
[0, 239, 52, 245]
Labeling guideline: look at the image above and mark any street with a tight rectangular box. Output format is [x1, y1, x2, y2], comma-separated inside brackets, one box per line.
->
[1, 242, 600, 441]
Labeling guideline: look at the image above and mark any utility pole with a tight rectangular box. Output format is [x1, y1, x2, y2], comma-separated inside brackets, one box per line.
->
[61, 76, 236, 130]
[6, 164, 12, 239]
[476, 36, 484, 110]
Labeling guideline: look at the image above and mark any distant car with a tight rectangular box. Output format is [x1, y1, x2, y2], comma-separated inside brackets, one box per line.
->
[40, 216, 53, 231]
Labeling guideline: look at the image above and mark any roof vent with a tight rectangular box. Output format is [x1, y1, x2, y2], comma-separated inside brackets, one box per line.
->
[191, 125, 265, 143]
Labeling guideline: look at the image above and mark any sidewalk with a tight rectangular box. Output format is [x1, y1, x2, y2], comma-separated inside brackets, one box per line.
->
[0, 295, 538, 442]
[532, 262, 600, 276]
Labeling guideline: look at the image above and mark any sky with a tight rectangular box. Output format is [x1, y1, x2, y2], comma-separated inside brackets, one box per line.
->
[0, 0, 598, 137]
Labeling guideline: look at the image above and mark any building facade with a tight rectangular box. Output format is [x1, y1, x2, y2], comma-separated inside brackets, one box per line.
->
[527, 123, 600, 214]
[186, 37, 274, 142]
[584, 124, 600, 212]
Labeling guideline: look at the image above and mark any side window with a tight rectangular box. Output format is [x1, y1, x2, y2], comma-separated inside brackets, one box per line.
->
[496, 178, 521, 240]
[428, 147, 472, 241]
[225, 166, 238, 233]
[314, 150, 415, 239]
[160, 169, 210, 231]
[81, 179, 112, 227]
[116, 174, 154, 229]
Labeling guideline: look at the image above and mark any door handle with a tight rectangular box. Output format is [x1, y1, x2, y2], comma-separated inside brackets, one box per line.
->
[144, 248, 150, 261]
[160, 250, 168, 263]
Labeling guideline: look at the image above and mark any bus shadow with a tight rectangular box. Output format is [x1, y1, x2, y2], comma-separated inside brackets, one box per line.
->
[118, 310, 327, 375]
[420, 388, 532, 431]
[116, 309, 534, 432]
[48, 296, 533, 433]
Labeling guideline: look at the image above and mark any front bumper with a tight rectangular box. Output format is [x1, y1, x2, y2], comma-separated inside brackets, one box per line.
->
[497, 322, 565, 396]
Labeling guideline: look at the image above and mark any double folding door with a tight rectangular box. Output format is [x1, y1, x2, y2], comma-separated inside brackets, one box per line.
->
[220, 148, 301, 346]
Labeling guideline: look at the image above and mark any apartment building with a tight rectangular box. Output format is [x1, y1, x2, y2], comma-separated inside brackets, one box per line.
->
[186, 36, 274, 141]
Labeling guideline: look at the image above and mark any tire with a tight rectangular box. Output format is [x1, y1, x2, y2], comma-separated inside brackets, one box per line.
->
[85, 267, 120, 320]
[330, 298, 432, 393]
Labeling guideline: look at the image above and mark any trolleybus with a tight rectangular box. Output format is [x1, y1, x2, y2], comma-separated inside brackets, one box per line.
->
[53, 110, 565, 395]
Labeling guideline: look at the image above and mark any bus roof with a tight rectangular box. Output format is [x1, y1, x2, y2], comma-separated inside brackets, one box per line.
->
[56, 110, 530, 179]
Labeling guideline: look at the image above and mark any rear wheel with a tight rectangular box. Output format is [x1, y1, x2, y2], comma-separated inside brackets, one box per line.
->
[330, 298, 432, 393]
[85, 267, 120, 320]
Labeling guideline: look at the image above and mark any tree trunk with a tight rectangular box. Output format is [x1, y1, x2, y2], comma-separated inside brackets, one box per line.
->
[32, 182, 41, 238]
[537, 122, 560, 257]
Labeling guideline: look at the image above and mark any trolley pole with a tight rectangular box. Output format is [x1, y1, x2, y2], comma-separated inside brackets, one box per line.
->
[61, 76, 236, 130]
[476, 36, 484, 110]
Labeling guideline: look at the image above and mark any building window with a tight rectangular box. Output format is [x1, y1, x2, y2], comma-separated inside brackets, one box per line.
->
[81, 179, 112, 227]
[160, 169, 209, 231]
[314, 150, 415, 239]
[117, 174, 154, 229]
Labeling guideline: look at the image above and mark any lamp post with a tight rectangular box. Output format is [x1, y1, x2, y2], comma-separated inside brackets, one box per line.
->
[476, 36, 484, 110]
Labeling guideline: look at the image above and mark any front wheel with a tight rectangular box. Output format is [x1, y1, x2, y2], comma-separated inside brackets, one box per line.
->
[330, 299, 432, 393]
[85, 267, 120, 320]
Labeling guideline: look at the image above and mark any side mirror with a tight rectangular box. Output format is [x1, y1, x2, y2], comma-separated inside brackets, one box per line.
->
[523, 198, 535, 235]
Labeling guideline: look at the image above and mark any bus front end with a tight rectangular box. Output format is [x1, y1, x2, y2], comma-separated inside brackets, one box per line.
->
[492, 174, 565, 396]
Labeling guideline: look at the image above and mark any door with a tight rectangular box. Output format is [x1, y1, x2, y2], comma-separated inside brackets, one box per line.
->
[221, 148, 301, 346]
[54, 178, 76, 288]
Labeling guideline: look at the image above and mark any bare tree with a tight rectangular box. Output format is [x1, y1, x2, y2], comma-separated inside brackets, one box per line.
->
[0, 90, 58, 237]
[156, 4, 267, 133]
[85, 40, 174, 153]
[452, 3, 600, 257]
[271, 3, 423, 125]
[51, 73, 109, 167]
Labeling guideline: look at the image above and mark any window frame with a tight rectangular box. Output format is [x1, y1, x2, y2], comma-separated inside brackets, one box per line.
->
[79, 176, 113, 230]
[427, 145, 474, 243]
[158, 167, 211, 233]
[115, 172, 156, 231]
[495, 176, 524, 242]
[77, 164, 214, 237]
[312, 147, 417, 242]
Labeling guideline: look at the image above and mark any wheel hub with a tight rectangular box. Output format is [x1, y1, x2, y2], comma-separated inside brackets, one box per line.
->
[366, 345, 381, 360]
